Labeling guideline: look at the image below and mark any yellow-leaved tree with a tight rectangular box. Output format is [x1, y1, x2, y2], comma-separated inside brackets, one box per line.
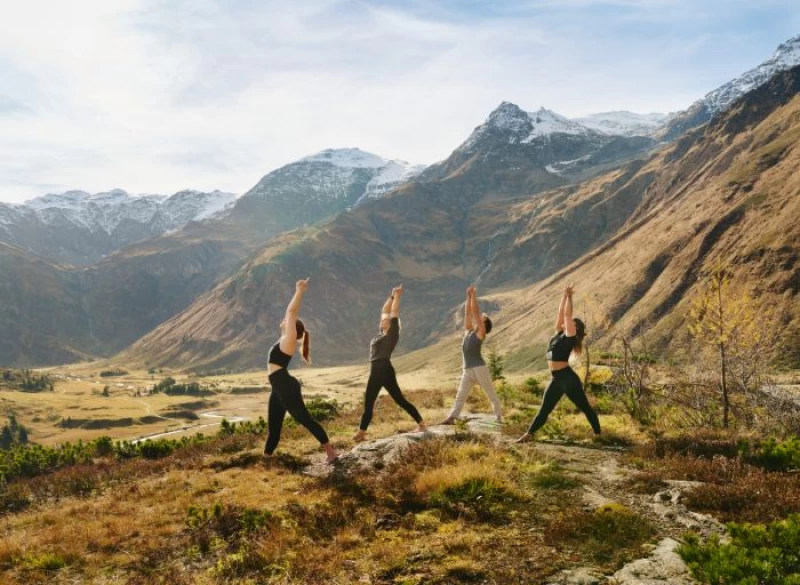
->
[687, 263, 774, 428]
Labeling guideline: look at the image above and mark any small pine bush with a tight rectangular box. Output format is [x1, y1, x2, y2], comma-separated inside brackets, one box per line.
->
[679, 514, 800, 585]
[305, 397, 339, 422]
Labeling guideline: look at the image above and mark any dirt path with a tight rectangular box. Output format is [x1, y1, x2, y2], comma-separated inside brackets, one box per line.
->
[531, 441, 722, 539]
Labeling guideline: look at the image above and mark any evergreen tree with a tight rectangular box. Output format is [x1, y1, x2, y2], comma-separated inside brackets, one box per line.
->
[487, 350, 505, 381]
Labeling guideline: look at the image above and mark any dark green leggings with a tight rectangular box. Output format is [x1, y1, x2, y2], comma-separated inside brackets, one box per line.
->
[527, 367, 601, 435]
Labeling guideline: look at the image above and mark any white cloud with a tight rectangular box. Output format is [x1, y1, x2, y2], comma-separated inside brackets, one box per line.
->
[0, 0, 796, 202]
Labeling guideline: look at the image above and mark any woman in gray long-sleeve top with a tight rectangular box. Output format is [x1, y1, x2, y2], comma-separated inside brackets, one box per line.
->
[441, 286, 503, 425]
[353, 285, 427, 442]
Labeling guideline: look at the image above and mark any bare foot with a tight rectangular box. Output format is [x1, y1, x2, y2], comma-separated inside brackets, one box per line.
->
[414, 422, 428, 433]
[514, 433, 533, 444]
[323, 443, 339, 464]
[352, 430, 367, 442]
[439, 417, 455, 425]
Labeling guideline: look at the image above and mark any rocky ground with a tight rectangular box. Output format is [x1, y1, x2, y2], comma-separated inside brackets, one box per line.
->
[303, 414, 724, 584]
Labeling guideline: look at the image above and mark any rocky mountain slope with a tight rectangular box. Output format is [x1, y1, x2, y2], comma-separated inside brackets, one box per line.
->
[227, 148, 425, 230]
[0, 150, 427, 366]
[123, 65, 800, 372]
[662, 34, 800, 140]
[3, 38, 799, 369]
[449, 65, 800, 371]
[0, 189, 235, 265]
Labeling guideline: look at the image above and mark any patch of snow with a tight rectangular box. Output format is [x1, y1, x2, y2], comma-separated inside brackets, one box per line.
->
[544, 164, 563, 175]
[460, 102, 599, 152]
[17, 188, 237, 235]
[576, 111, 668, 137]
[700, 34, 800, 115]
[300, 147, 389, 169]
[522, 107, 592, 140]
[249, 148, 426, 208]
[358, 160, 426, 203]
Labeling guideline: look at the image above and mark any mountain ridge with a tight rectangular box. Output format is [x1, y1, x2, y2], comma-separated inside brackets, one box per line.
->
[121, 65, 800, 371]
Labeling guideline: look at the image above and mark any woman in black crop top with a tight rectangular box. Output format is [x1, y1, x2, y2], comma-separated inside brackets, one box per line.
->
[352, 285, 426, 442]
[264, 278, 338, 464]
[515, 285, 601, 443]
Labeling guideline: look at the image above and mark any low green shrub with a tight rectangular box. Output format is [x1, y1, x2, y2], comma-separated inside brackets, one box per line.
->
[20, 551, 80, 572]
[679, 514, 800, 585]
[137, 440, 175, 459]
[529, 465, 580, 490]
[99, 368, 128, 377]
[741, 437, 800, 472]
[305, 397, 340, 422]
[429, 476, 518, 522]
[523, 377, 543, 397]
[547, 504, 656, 564]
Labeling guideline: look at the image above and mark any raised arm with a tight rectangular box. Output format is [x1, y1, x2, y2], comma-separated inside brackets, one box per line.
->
[555, 288, 568, 332]
[390, 285, 403, 317]
[280, 278, 309, 355]
[471, 287, 487, 340]
[381, 293, 393, 316]
[464, 286, 475, 331]
[563, 285, 577, 337]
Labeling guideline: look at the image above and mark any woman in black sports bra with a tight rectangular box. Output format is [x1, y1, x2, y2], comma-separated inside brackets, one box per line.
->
[515, 285, 601, 443]
[264, 278, 338, 463]
[352, 285, 426, 442]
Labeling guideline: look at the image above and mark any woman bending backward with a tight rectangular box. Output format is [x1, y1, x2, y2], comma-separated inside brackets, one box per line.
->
[516, 285, 601, 443]
[441, 285, 503, 424]
[264, 278, 338, 463]
[353, 285, 426, 442]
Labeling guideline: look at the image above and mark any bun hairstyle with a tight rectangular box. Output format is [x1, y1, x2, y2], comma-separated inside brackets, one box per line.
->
[295, 319, 311, 364]
[573, 318, 586, 356]
[483, 316, 493, 335]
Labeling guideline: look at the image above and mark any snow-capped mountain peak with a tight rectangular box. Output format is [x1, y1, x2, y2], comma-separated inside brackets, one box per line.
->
[239, 148, 426, 214]
[484, 101, 532, 133]
[525, 107, 592, 139]
[460, 102, 598, 152]
[300, 147, 390, 169]
[698, 34, 800, 116]
[18, 188, 236, 235]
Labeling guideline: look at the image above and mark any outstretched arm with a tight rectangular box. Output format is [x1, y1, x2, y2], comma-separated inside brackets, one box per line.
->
[390, 285, 403, 317]
[280, 278, 309, 355]
[555, 288, 568, 332]
[471, 288, 486, 340]
[563, 286, 577, 337]
[464, 287, 474, 331]
[381, 293, 393, 316]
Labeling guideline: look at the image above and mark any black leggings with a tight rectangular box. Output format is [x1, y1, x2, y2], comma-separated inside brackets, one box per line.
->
[359, 359, 422, 431]
[264, 369, 329, 455]
[527, 367, 601, 435]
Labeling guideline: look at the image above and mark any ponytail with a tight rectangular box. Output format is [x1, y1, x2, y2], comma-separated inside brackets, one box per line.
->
[296, 319, 311, 364]
[573, 318, 586, 356]
[302, 330, 311, 364]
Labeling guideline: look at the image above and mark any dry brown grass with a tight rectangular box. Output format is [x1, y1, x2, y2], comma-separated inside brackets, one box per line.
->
[0, 378, 664, 584]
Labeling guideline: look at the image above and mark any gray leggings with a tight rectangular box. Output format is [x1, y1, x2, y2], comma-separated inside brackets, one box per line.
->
[527, 367, 601, 435]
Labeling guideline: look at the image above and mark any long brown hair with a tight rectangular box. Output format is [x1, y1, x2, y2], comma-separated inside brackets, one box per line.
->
[573, 318, 586, 356]
[296, 319, 311, 364]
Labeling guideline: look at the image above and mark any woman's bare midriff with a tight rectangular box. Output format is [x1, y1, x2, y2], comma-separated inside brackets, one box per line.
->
[268, 364, 285, 375]
[548, 360, 569, 372]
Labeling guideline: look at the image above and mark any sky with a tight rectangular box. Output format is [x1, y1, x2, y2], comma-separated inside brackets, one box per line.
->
[0, 0, 798, 203]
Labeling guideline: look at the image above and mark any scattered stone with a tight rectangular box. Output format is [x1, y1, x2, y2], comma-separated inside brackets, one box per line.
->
[303, 413, 502, 477]
[649, 482, 724, 537]
[611, 537, 695, 584]
[547, 566, 604, 585]
[583, 486, 619, 510]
